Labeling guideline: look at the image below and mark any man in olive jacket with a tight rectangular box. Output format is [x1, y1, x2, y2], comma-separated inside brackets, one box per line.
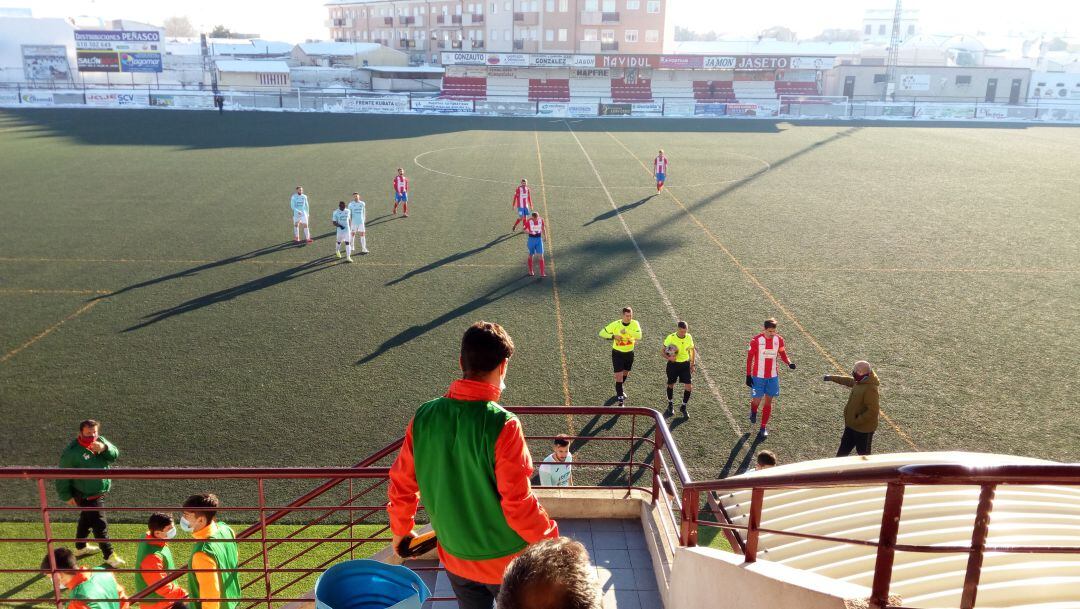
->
[824, 361, 880, 457]
[56, 419, 123, 566]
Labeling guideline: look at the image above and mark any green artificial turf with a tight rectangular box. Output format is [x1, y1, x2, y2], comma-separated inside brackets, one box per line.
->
[0, 108, 1077, 584]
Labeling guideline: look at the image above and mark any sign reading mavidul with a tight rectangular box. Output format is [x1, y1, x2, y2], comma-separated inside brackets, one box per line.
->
[75, 30, 162, 73]
[22, 45, 72, 81]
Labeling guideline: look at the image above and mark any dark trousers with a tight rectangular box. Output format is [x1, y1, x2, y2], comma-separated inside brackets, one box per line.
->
[446, 570, 501, 609]
[836, 426, 874, 457]
[74, 495, 113, 558]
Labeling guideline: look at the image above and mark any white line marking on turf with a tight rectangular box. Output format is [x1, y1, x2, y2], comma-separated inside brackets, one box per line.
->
[0, 288, 112, 295]
[0, 299, 104, 365]
[413, 144, 768, 190]
[0, 257, 515, 269]
[564, 121, 742, 437]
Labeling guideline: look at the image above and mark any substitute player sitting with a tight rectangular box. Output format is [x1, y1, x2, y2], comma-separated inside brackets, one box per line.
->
[331, 201, 353, 262]
[392, 168, 409, 217]
[291, 186, 312, 243]
[663, 321, 695, 418]
[524, 211, 546, 278]
[511, 179, 532, 232]
[654, 149, 668, 193]
[746, 318, 796, 439]
[347, 192, 369, 254]
[599, 307, 642, 405]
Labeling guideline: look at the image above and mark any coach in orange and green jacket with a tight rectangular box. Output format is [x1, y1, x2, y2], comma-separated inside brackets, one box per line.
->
[388, 321, 558, 609]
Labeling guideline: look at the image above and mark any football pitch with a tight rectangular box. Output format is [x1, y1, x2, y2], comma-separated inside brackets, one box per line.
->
[1, 108, 1078, 510]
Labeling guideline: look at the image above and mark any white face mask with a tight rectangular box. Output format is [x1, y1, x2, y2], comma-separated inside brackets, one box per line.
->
[179, 517, 194, 533]
[499, 377, 506, 391]
[164, 527, 177, 539]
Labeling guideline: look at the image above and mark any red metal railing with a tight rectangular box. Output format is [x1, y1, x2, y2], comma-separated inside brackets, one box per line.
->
[5, 407, 1078, 609]
[1, 407, 683, 609]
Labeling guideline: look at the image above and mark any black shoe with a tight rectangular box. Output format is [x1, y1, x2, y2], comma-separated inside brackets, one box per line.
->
[664, 403, 674, 417]
[681, 404, 689, 418]
[757, 427, 769, 439]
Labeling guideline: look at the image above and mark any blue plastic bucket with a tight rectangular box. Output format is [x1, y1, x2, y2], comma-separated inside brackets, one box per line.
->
[314, 560, 431, 609]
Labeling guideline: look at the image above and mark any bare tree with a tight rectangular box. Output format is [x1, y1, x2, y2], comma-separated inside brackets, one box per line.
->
[163, 16, 197, 37]
[812, 29, 861, 42]
[759, 26, 797, 42]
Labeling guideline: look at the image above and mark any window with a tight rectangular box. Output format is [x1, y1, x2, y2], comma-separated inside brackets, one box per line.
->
[362, 31, 368, 39]
[584, 29, 598, 41]
[624, 29, 638, 42]
[907, 24, 915, 35]
[504, 29, 511, 41]
[627, 0, 640, 7]
[601, 29, 615, 42]
[956, 75, 972, 85]
[505, 1, 511, 10]
[491, 28, 497, 39]
[546, 29, 554, 41]
[602, 0, 615, 10]
[258, 73, 287, 86]
[646, 0, 659, 13]
[546, 0, 555, 10]
[559, 0, 568, 11]
[558, 28, 567, 41]
[873, 73, 887, 84]
[491, 2, 497, 12]
[878, 24, 886, 35]
[585, 0, 598, 10]
[476, 30, 483, 40]
[864, 24, 872, 35]
[645, 29, 658, 42]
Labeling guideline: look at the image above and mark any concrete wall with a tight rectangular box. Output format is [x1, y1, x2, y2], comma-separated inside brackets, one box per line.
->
[825, 65, 1031, 102]
[667, 546, 888, 609]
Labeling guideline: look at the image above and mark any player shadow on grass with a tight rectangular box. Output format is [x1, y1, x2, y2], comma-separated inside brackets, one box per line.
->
[95, 233, 335, 301]
[364, 213, 396, 228]
[582, 195, 655, 227]
[0, 573, 49, 609]
[356, 273, 532, 365]
[122, 256, 339, 332]
[384, 233, 517, 287]
[716, 432, 765, 479]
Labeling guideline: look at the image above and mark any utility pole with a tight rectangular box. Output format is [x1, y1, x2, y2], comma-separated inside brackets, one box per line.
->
[883, 0, 902, 101]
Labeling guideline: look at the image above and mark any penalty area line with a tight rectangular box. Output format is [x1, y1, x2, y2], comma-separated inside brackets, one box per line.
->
[0, 298, 106, 365]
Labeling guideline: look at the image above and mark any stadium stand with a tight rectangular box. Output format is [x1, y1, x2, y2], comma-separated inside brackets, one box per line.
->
[732, 80, 777, 101]
[528, 78, 571, 102]
[568, 77, 612, 100]
[440, 76, 487, 100]
[651, 79, 695, 100]
[775, 81, 821, 96]
[485, 76, 528, 100]
[692, 80, 737, 102]
[610, 77, 654, 102]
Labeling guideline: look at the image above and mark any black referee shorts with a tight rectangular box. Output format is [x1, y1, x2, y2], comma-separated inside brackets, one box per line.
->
[611, 349, 635, 373]
[666, 361, 692, 385]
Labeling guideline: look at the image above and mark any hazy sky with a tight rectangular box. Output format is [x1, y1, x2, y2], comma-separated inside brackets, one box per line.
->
[24, 0, 1080, 43]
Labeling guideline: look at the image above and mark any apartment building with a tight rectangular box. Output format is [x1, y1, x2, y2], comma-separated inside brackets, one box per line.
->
[325, 0, 669, 64]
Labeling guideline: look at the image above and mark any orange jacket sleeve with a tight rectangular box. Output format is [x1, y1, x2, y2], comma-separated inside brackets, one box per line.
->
[139, 554, 187, 599]
[493, 418, 559, 543]
[387, 421, 419, 537]
[191, 551, 220, 609]
[67, 601, 90, 609]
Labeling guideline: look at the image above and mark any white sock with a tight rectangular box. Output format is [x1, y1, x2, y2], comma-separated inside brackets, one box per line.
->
[304, 227, 310, 240]
[335, 242, 341, 253]
[360, 236, 367, 250]
[346, 243, 353, 257]
[294, 225, 299, 240]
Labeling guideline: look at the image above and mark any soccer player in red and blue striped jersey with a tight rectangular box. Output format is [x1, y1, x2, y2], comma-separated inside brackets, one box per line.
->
[746, 318, 796, 439]
[511, 179, 532, 232]
[654, 150, 668, 192]
[393, 168, 410, 217]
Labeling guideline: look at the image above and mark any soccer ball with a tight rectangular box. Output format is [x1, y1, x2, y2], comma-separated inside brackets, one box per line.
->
[664, 345, 679, 357]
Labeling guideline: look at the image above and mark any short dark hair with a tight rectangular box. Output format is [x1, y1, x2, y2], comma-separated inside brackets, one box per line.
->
[169, 602, 190, 609]
[677, 321, 688, 330]
[763, 318, 778, 329]
[352, 192, 359, 195]
[183, 493, 220, 522]
[553, 434, 570, 448]
[498, 537, 600, 609]
[757, 450, 777, 467]
[79, 419, 99, 432]
[621, 307, 632, 315]
[460, 322, 514, 377]
[148, 512, 174, 532]
[41, 548, 77, 571]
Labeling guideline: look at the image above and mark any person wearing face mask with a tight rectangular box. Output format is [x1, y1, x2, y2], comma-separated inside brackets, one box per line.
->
[387, 321, 558, 609]
[134, 514, 188, 609]
[824, 361, 881, 457]
[40, 547, 128, 609]
[181, 494, 240, 609]
[56, 419, 124, 567]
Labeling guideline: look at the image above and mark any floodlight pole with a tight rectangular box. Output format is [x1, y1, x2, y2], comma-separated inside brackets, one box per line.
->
[883, 0, 902, 101]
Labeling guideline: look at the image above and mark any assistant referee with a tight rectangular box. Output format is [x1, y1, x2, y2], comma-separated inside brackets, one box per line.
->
[663, 321, 696, 418]
[598, 307, 642, 405]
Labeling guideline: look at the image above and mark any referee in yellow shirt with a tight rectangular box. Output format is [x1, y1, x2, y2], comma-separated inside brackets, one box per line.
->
[599, 307, 642, 405]
[662, 321, 696, 418]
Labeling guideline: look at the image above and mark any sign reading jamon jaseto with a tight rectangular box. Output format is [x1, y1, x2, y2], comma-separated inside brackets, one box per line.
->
[440, 52, 836, 70]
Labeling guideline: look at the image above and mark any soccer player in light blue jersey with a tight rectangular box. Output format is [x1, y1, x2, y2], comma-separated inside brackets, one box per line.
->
[347, 192, 368, 254]
[291, 186, 312, 243]
[332, 201, 353, 262]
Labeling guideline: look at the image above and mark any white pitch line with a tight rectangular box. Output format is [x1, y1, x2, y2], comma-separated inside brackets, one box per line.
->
[563, 121, 742, 437]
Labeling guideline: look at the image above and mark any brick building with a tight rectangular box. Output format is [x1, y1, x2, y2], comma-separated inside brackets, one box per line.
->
[325, 0, 671, 64]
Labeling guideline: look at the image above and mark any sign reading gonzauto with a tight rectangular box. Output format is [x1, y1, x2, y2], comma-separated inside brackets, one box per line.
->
[74, 30, 162, 73]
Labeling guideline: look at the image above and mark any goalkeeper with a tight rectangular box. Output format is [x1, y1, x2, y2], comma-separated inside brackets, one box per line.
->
[662, 321, 695, 418]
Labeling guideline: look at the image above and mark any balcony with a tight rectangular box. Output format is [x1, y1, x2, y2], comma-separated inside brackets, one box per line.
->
[601, 41, 619, 51]
[399, 16, 415, 25]
[452, 40, 463, 48]
[451, 14, 463, 24]
[513, 11, 539, 25]
[514, 39, 524, 50]
[601, 11, 620, 22]
[399, 38, 416, 48]
[437, 14, 445, 24]
[471, 40, 485, 49]
[383, 16, 393, 25]
[579, 40, 601, 52]
[580, 11, 602, 25]
[469, 13, 485, 24]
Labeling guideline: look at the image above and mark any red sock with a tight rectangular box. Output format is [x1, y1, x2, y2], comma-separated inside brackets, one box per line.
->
[761, 403, 772, 428]
[750, 401, 759, 414]
[527, 257, 533, 274]
[539, 258, 546, 275]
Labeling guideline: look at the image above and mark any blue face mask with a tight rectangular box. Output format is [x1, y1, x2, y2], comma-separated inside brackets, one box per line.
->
[179, 517, 194, 533]
[164, 526, 177, 540]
